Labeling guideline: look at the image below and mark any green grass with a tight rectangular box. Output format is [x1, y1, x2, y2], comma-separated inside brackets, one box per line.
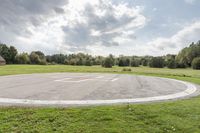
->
[1, 65, 200, 84]
[0, 65, 200, 132]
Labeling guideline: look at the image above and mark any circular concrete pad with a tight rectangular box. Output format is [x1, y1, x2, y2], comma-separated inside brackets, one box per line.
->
[0, 73, 198, 106]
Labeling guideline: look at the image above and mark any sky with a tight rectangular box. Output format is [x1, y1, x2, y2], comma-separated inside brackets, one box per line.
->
[0, 0, 200, 56]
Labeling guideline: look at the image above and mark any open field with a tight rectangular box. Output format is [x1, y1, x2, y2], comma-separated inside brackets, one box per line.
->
[0, 65, 200, 84]
[0, 65, 200, 132]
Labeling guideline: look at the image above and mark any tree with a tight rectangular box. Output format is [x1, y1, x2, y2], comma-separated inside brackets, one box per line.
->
[0, 44, 18, 64]
[141, 58, 148, 66]
[176, 41, 200, 67]
[85, 59, 92, 66]
[149, 57, 165, 68]
[118, 56, 130, 66]
[130, 58, 139, 67]
[102, 57, 113, 68]
[50, 54, 66, 64]
[108, 54, 115, 66]
[165, 54, 176, 69]
[68, 58, 78, 65]
[15, 53, 30, 64]
[93, 56, 104, 65]
[30, 51, 47, 65]
[192, 57, 200, 70]
[9, 46, 18, 63]
[30, 52, 41, 64]
[167, 59, 176, 69]
[34, 51, 45, 60]
[0, 44, 10, 63]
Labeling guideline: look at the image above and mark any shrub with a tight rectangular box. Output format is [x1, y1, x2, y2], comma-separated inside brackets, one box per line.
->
[122, 68, 132, 72]
[15, 53, 30, 64]
[30, 52, 41, 64]
[192, 57, 200, 70]
[141, 59, 148, 66]
[167, 59, 176, 69]
[130, 58, 139, 67]
[39, 59, 47, 65]
[102, 57, 113, 68]
[85, 60, 92, 66]
[149, 57, 165, 68]
[118, 57, 130, 66]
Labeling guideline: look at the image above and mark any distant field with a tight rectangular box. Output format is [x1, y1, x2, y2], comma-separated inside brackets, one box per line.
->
[0, 65, 200, 132]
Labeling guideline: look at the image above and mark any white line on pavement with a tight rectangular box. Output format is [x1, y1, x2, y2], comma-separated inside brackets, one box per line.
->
[54, 78, 72, 82]
[111, 78, 119, 82]
[95, 76, 104, 79]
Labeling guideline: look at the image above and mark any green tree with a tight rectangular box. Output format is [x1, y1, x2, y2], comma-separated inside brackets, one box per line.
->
[102, 57, 113, 68]
[192, 57, 200, 70]
[118, 56, 130, 66]
[130, 58, 139, 67]
[165, 54, 176, 69]
[9, 46, 18, 63]
[50, 54, 66, 64]
[30, 52, 41, 64]
[149, 57, 165, 68]
[35, 51, 45, 60]
[0, 44, 10, 62]
[30, 51, 47, 65]
[0, 44, 17, 64]
[15, 53, 30, 64]
[167, 59, 176, 69]
[176, 41, 200, 67]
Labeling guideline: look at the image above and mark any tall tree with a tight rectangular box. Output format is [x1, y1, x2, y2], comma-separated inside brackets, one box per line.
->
[0, 44, 18, 64]
[9, 46, 18, 63]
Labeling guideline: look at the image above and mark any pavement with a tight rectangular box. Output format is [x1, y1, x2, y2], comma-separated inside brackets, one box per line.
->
[0, 73, 199, 107]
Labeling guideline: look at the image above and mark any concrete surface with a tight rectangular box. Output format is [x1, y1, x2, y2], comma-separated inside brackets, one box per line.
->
[0, 73, 199, 106]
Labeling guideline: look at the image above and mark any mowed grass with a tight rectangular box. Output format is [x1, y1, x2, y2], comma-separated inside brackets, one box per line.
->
[0, 65, 200, 132]
[0, 65, 200, 84]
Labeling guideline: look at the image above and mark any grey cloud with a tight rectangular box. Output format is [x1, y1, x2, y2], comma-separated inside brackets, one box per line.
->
[62, 24, 91, 46]
[84, 3, 136, 33]
[62, 0, 145, 51]
[62, 23, 120, 48]
[0, 0, 145, 54]
[0, 0, 68, 36]
[54, 7, 65, 14]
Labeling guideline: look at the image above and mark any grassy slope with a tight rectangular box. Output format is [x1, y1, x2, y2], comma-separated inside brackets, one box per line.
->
[0, 65, 200, 132]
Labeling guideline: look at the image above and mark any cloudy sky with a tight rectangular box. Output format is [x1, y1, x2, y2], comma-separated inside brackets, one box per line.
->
[0, 0, 200, 56]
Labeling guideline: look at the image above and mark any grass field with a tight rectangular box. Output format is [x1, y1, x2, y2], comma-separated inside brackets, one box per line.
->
[0, 65, 200, 132]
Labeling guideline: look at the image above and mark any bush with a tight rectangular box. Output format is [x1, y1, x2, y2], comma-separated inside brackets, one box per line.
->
[85, 60, 92, 66]
[130, 58, 139, 67]
[122, 68, 132, 72]
[192, 57, 200, 70]
[167, 59, 176, 69]
[30, 52, 41, 64]
[141, 59, 148, 66]
[176, 63, 187, 68]
[15, 53, 30, 64]
[149, 57, 164, 68]
[39, 59, 47, 65]
[102, 57, 113, 68]
[118, 57, 130, 67]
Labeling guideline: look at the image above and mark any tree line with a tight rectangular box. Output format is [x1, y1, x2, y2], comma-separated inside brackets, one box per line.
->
[0, 41, 200, 69]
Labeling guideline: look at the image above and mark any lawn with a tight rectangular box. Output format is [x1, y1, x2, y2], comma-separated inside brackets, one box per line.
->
[0, 65, 200, 132]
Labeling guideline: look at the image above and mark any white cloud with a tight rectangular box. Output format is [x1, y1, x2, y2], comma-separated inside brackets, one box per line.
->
[147, 21, 200, 55]
[61, 0, 146, 51]
[4, 0, 199, 56]
[0, 0, 146, 55]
